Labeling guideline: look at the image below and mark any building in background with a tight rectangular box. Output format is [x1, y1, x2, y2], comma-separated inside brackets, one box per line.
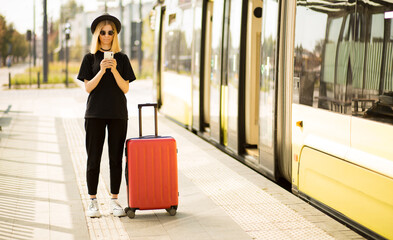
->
[58, 1, 154, 72]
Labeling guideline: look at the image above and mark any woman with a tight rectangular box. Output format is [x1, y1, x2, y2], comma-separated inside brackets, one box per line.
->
[77, 13, 136, 218]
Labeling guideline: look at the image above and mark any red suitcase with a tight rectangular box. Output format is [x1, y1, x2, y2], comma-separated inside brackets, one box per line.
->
[124, 103, 178, 218]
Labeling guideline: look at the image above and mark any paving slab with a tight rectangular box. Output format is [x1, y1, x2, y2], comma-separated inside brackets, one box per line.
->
[0, 79, 365, 240]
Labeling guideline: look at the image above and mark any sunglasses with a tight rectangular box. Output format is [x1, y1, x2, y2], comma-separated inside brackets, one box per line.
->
[100, 30, 114, 36]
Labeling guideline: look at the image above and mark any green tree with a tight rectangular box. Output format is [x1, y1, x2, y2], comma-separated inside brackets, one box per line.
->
[0, 14, 30, 65]
[70, 38, 83, 61]
[0, 15, 12, 66]
[2, 24, 15, 66]
[49, 19, 59, 61]
[60, 0, 84, 23]
[142, 15, 154, 58]
[11, 30, 29, 60]
[0, 15, 6, 55]
[58, 0, 84, 61]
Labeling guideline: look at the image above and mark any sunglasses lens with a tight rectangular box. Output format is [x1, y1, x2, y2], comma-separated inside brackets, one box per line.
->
[100, 30, 114, 36]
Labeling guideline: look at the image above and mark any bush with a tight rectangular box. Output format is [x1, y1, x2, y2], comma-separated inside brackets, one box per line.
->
[11, 73, 74, 84]
[8, 62, 78, 88]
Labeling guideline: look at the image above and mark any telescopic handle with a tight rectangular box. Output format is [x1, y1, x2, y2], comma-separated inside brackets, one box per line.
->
[138, 103, 158, 137]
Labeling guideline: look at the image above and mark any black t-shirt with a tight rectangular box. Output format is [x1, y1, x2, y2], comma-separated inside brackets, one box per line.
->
[77, 51, 136, 119]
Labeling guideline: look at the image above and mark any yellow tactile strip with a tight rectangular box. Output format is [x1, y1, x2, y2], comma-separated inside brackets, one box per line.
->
[63, 118, 129, 240]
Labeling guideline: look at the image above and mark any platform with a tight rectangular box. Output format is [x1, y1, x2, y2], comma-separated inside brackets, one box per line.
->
[0, 78, 364, 239]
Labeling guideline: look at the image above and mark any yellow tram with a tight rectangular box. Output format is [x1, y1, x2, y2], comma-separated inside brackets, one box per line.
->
[150, 0, 393, 238]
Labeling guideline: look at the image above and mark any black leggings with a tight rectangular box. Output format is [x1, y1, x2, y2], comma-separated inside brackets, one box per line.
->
[85, 118, 127, 196]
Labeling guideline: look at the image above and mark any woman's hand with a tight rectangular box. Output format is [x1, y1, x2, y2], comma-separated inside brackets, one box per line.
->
[100, 59, 112, 72]
[109, 59, 117, 73]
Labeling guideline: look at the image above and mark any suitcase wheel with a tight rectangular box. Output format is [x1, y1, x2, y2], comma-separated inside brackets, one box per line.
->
[165, 206, 177, 216]
[125, 207, 136, 219]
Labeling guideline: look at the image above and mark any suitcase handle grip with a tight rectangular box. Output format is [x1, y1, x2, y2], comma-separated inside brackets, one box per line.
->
[138, 103, 158, 137]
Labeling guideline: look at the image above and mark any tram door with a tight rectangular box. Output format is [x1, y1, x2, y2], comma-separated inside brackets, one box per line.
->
[210, 0, 244, 152]
[201, 0, 213, 134]
[192, 0, 204, 132]
[258, 0, 280, 180]
[244, 0, 262, 162]
[152, 5, 165, 108]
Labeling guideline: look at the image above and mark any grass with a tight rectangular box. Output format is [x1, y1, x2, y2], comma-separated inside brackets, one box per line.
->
[11, 73, 75, 85]
[8, 62, 79, 88]
[7, 60, 154, 89]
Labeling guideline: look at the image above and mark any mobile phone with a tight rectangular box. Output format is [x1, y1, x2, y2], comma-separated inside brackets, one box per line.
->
[104, 51, 113, 59]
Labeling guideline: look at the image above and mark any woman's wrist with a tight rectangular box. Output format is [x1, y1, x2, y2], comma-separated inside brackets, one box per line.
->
[111, 67, 118, 74]
[98, 69, 106, 75]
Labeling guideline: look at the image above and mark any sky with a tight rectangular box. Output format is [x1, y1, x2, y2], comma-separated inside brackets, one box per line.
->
[0, 0, 145, 34]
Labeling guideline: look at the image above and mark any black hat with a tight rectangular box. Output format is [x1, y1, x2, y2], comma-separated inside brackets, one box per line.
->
[91, 13, 121, 34]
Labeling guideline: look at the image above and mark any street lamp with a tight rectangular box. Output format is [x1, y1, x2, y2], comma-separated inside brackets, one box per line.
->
[64, 23, 71, 88]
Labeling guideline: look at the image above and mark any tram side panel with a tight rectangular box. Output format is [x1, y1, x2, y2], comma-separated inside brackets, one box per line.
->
[156, 0, 291, 180]
[159, 2, 195, 127]
[293, 1, 393, 239]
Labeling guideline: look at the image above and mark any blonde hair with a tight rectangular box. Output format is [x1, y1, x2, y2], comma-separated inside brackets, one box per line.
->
[90, 20, 121, 54]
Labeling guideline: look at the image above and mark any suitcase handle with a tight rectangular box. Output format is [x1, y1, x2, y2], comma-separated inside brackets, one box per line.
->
[138, 103, 158, 137]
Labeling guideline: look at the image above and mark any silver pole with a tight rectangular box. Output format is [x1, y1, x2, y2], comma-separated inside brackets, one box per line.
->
[138, 0, 142, 74]
[43, 0, 48, 83]
[33, 0, 36, 66]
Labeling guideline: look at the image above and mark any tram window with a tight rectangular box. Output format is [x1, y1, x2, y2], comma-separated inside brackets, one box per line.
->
[386, 18, 393, 92]
[260, 0, 279, 149]
[169, 14, 176, 25]
[210, 0, 225, 86]
[356, 10, 393, 125]
[228, 0, 242, 85]
[364, 13, 384, 96]
[163, 7, 193, 74]
[164, 10, 180, 72]
[322, 17, 345, 111]
[293, 3, 329, 108]
[178, 8, 193, 74]
[391, 19, 393, 41]
[294, 1, 393, 124]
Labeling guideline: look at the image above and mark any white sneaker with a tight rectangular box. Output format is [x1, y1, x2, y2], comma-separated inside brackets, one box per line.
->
[87, 199, 101, 218]
[111, 199, 126, 217]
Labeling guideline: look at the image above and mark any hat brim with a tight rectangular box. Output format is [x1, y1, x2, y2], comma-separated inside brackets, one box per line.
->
[91, 14, 121, 34]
